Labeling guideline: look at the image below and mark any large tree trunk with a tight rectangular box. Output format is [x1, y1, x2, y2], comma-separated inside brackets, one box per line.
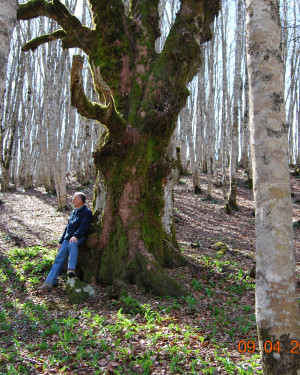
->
[246, 0, 300, 373]
[80, 132, 188, 296]
[18, 0, 220, 296]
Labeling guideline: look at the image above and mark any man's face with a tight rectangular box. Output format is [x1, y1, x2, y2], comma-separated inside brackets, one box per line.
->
[73, 194, 83, 208]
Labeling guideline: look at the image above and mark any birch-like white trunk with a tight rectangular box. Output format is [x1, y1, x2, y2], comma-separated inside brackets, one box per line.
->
[195, 63, 205, 182]
[227, 0, 243, 213]
[246, 1, 300, 373]
[177, 111, 189, 174]
[286, 0, 298, 166]
[206, 35, 217, 199]
[220, 6, 230, 199]
[0, 0, 18, 191]
[240, 60, 250, 171]
[182, 83, 202, 194]
[0, 0, 17, 119]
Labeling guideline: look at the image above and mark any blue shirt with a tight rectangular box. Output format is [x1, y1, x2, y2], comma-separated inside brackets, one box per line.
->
[59, 205, 92, 246]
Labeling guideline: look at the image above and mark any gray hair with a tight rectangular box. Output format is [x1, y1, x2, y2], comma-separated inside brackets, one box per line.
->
[75, 192, 86, 203]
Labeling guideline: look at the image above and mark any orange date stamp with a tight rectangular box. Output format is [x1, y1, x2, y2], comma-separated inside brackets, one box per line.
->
[238, 340, 300, 354]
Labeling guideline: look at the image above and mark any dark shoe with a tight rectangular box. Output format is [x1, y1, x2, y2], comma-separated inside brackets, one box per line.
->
[40, 281, 54, 290]
[67, 269, 76, 278]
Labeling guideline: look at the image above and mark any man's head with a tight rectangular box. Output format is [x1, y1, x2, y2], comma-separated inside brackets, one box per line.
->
[73, 192, 86, 209]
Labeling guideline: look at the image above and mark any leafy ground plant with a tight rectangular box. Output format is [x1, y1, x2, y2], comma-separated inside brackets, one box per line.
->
[0, 241, 262, 374]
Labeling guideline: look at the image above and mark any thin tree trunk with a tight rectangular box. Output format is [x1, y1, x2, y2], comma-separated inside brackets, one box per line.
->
[178, 110, 189, 174]
[227, 0, 243, 213]
[0, 0, 18, 191]
[220, 5, 230, 200]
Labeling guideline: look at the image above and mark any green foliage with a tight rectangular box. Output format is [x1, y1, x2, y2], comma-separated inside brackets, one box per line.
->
[0, 242, 261, 374]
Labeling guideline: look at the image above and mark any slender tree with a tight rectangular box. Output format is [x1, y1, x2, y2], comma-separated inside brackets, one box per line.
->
[220, 3, 230, 199]
[0, 0, 18, 191]
[246, 0, 300, 373]
[226, 0, 243, 213]
[17, 0, 220, 295]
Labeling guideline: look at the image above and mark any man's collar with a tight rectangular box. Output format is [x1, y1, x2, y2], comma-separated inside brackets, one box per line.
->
[75, 204, 86, 212]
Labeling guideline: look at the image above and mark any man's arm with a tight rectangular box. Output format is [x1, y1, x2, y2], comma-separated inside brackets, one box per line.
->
[59, 226, 67, 246]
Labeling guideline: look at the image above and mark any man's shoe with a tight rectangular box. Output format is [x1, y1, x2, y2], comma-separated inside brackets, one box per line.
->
[67, 269, 76, 278]
[40, 281, 54, 290]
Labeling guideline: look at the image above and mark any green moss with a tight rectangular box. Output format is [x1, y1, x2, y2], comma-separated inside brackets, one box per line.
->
[87, 0, 132, 113]
[127, 81, 144, 126]
[66, 278, 95, 304]
[136, 254, 188, 297]
[98, 217, 128, 284]
[17, 0, 52, 21]
[212, 242, 229, 252]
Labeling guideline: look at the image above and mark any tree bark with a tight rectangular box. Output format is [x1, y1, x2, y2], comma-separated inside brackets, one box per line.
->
[220, 5, 230, 200]
[0, 0, 18, 191]
[246, 0, 300, 373]
[18, 0, 220, 296]
[227, 0, 244, 213]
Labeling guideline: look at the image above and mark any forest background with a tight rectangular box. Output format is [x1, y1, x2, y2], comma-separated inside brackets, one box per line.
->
[1, 0, 298, 207]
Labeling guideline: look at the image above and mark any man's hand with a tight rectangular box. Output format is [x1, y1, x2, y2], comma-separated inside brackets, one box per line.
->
[70, 237, 78, 243]
[58, 244, 62, 250]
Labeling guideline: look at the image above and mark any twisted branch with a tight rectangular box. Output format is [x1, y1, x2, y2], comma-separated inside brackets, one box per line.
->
[70, 55, 124, 135]
[17, 0, 95, 53]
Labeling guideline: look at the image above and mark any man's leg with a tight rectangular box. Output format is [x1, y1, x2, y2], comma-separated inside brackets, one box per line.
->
[45, 240, 70, 285]
[67, 242, 78, 276]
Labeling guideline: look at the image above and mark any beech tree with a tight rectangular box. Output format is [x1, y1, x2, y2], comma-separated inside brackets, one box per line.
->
[226, 0, 243, 213]
[17, 0, 220, 295]
[0, 0, 18, 117]
[0, 0, 18, 191]
[246, 0, 300, 373]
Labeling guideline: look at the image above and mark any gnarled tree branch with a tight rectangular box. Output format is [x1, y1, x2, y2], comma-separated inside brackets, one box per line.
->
[130, 0, 160, 57]
[17, 0, 95, 53]
[71, 55, 125, 136]
[138, 0, 220, 135]
[22, 29, 66, 52]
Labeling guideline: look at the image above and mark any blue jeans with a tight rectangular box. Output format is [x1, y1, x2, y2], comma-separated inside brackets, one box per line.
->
[46, 240, 78, 285]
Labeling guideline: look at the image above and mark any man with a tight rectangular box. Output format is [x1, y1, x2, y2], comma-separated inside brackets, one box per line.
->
[41, 192, 92, 290]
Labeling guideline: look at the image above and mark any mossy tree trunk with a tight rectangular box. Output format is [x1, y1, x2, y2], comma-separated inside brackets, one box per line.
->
[17, 0, 220, 296]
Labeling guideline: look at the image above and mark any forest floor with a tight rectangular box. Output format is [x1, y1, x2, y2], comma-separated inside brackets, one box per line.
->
[0, 169, 300, 374]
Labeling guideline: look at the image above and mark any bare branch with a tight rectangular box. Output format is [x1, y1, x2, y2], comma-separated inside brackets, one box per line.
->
[70, 55, 125, 135]
[17, 0, 95, 53]
[91, 62, 114, 111]
[138, 0, 220, 134]
[71, 55, 107, 121]
[22, 29, 66, 52]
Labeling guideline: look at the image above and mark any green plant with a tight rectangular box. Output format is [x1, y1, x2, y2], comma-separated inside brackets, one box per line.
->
[42, 323, 60, 337]
[191, 278, 204, 291]
[184, 295, 197, 311]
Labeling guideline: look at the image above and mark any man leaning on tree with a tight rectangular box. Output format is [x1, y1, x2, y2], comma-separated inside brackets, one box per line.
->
[41, 192, 92, 290]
